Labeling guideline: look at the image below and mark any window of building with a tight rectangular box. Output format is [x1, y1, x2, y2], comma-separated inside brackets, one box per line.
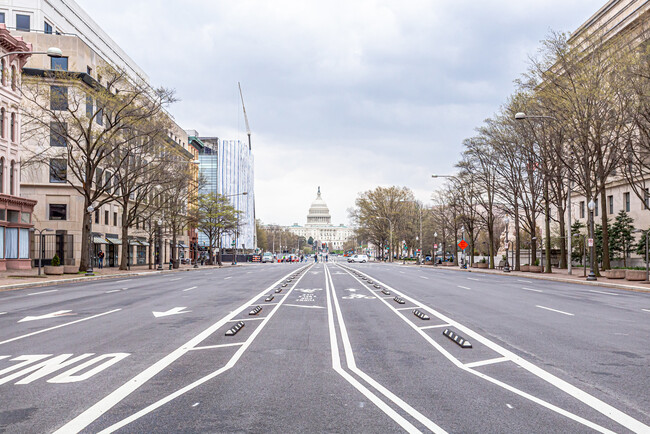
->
[95, 209, 99, 224]
[580, 201, 585, 219]
[21, 212, 30, 223]
[646, 188, 650, 210]
[87, 65, 92, 75]
[44, 21, 52, 34]
[10, 112, 15, 141]
[0, 107, 4, 138]
[49, 158, 67, 183]
[15, 14, 30, 32]
[50, 86, 68, 110]
[86, 95, 93, 118]
[0, 209, 5, 220]
[0, 13, 5, 24]
[625, 192, 630, 212]
[10, 65, 16, 91]
[9, 160, 14, 195]
[51, 56, 68, 71]
[7, 210, 19, 222]
[594, 198, 599, 217]
[113, 212, 117, 226]
[1, 59, 5, 86]
[50, 122, 67, 147]
[0, 157, 3, 193]
[608, 195, 614, 215]
[5, 227, 17, 259]
[96, 105, 103, 126]
[49, 204, 67, 220]
[104, 209, 109, 225]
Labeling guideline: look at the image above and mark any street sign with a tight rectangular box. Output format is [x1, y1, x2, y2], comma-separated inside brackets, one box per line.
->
[505, 242, 509, 250]
[434, 244, 438, 249]
[458, 240, 468, 251]
[588, 238, 594, 247]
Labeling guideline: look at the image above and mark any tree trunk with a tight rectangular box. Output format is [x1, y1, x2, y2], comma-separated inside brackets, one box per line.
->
[600, 188, 611, 270]
[148, 233, 153, 269]
[558, 205, 567, 269]
[119, 218, 129, 270]
[514, 202, 521, 271]
[544, 179, 552, 273]
[217, 237, 222, 266]
[488, 224, 495, 269]
[80, 210, 91, 271]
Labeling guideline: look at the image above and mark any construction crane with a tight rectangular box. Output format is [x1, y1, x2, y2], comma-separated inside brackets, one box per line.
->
[238, 82, 252, 151]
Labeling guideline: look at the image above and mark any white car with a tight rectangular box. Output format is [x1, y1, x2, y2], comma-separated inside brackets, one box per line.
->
[261, 252, 274, 263]
[347, 254, 368, 263]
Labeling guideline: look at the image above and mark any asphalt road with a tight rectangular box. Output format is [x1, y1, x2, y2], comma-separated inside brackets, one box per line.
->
[0, 260, 648, 433]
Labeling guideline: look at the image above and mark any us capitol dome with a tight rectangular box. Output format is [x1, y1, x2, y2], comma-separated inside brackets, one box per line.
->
[286, 187, 354, 251]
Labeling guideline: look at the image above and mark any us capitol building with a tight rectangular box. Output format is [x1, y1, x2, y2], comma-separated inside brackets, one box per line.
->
[286, 187, 354, 251]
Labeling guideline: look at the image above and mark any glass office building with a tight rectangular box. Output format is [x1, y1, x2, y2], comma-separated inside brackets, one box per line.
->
[196, 137, 255, 251]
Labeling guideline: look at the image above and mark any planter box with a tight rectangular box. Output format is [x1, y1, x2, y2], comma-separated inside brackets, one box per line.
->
[471, 263, 478, 268]
[529, 265, 542, 273]
[477, 263, 489, 269]
[44, 265, 64, 275]
[625, 270, 647, 281]
[424, 261, 433, 265]
[442, 262, 455, 267]
[63, 265, 79, 274]
[603, 269, 626, 279]
[520, 265, 530, 272]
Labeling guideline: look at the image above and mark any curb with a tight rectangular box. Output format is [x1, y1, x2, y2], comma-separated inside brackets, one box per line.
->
[426, 265, 650, 294]
[0, 264, 246, 293]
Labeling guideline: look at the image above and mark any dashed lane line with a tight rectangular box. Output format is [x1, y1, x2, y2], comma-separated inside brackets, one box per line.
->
[464, 357, 509, 369]
[27, 289, 58, 296]
[182, 286, 198, 292]
[535, 305, 574, 316]
[457, 286, 471, 290]
[588, 289, 619, 296]
[419, 324, 449, 330]
[522, 287, 543, 293]
[641, 309, 650, 313]
[224, 276, 233, 280]
[467, 277, 480, 281]
[190, 343, 245, 351]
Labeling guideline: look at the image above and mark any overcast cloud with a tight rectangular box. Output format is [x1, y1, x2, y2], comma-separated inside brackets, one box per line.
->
[76, 0, 605, 226]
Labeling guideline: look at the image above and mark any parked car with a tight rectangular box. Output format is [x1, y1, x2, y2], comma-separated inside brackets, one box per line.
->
[348, 254, 368, 263]
[262, 252, 273, 263]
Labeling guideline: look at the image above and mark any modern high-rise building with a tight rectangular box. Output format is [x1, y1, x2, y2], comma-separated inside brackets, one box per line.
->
[188, 134, 256, 252]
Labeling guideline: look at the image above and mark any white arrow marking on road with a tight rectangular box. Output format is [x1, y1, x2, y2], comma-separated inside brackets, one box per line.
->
[344, 288, 358, 292]
[18, 310, 72, 323]
[152, 307, 191, 318]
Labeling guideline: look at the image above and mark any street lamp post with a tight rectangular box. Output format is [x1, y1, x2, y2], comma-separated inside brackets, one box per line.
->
[587, 200, 597, 281]
[503, 217, 511, 272]
[29, 227, 53, 276]
[460, 226, 467, 269]
[0, 47, 63, 61]
[433, 232, 438, 266]
[157, 218, 163, 270]
[194, 228, 199, 268]
[86, 205, 95, 276]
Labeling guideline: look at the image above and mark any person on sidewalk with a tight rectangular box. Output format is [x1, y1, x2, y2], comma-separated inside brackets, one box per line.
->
[97, 250, 104, 269]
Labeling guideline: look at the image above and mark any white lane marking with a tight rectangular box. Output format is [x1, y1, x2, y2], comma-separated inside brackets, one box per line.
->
[0, 309, 121, 346]
[182, 286, 197, 292]
[227, 317, 265, 322]
[105, 290, 121, 294]
[95, 265, 312, 434]
[399, 271, 405, 274]
[18, 310, 72, 323]
[464, 357, 509, 369]
[467, 277, 480, 281]
[643, 309, 650, 313]
[283, 304, 325, 309]
[340, 265, 633, 433]
[522, 287, 543, 293]
[506, 404, 514, 409]
[588, 289, 619, 296]
[114, 280, 132, 283]
[324, 266, 440, 433]
[396, 306, 419, 311]
[190, 343, 244, 351]
[0, 312, 7, 315]
[224, 276, 232, 280]
[457, 286, 471, 290]
[169, 278, 182, 282]
[419, 276, 429, 280]
[517, 279, 532, 283]
[192, 402, 199, 407]
[536, 305, 574, 316]
[152, 307, 190, 318]
[420, 324, 449, 330]
[27, 290, 58, 296]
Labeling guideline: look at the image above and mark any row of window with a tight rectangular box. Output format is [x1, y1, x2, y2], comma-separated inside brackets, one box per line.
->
[49, 86, 103, 124]
[48, 203, 120, 228]
[0, 226, 30, 259]
[578, 191, 648, 218]
[0, 108, 17, 142]
[0, 11, 55, 35]
[0, 157, 17, 195]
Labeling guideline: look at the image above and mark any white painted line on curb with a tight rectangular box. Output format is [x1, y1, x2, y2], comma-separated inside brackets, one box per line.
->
[465, 357, 509, 369]
[27, 289, 58, 296]
[420, 324, 449, 330]
[522, 287, 543, 293]
[0, 309, 121, 346]
[190, 343, 244, 351]
[588, 289, 619, 296]
[457, 286, 471, 290]
[536, 305, 574, 316]
[182, 286, 197, 292]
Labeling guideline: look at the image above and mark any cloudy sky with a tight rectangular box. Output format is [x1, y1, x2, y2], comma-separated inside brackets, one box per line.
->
[77, 0, 605, 226]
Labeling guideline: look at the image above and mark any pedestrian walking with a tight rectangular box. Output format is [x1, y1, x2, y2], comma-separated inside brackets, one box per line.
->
[97, 250, 104, 269]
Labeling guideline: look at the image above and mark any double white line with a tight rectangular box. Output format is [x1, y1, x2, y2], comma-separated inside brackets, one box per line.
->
[324, 264, 446, 433]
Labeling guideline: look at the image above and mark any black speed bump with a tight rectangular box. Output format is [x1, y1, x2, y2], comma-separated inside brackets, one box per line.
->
[393, 296, 405, 304]
[412, 309, 430, 320]
[368, 280, 374, 284]
[265, 295, 274, 302]
[373, 284, 381, 289]
[282, 283, 288, 287]
[225, 321, 245, 336]
[249, 306, 262, 315]
[275, 288, 282, 293]
[443, 328, 472, 348]
[381, 289, 391, 295]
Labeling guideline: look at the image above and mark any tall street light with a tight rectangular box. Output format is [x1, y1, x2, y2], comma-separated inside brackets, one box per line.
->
[0, 46, 63, 60]
[433, 232, 438, 266]
[587, 200, 597, 281]
[86, 204, 95, 276]
[503, 217, 511, 272]
[515, 112, 572, 275]
[460, 226, 467, 269]
[194, 228, 199, 268]
[157, 218, 163, 270]
[30, 227, 53, 276]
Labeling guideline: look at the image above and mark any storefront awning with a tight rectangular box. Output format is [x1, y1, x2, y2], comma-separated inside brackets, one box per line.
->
[105, 238, 122, 245]
[93, 236, 108, 244]
[128, 239, 141, 246]
[178, 242, 189, 249]
[139, 240, 150, 246]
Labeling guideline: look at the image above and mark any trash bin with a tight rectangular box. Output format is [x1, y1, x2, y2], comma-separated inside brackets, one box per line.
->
[172, 259, 180, 269]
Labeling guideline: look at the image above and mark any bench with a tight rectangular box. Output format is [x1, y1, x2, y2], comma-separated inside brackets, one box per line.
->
[495, 260, 506, 270]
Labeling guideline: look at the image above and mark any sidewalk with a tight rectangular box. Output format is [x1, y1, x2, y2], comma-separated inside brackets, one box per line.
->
[0, 262, 248, 293]
[422, 263, 650, 293]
